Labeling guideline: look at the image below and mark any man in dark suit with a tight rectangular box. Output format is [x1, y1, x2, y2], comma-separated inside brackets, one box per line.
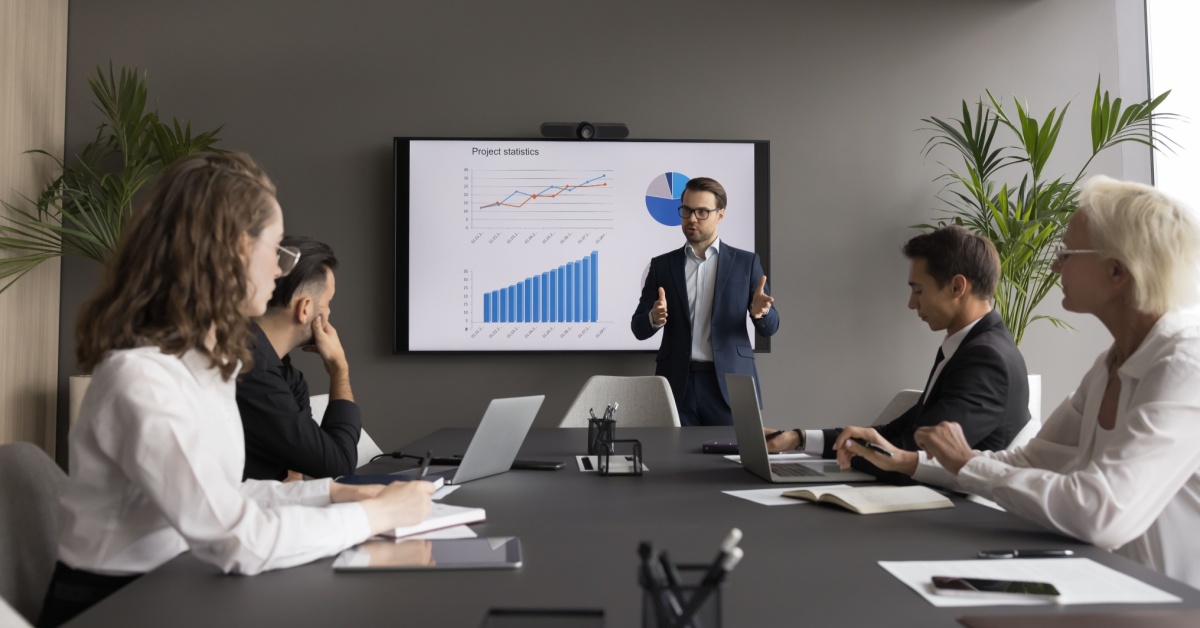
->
[766, 226, 1030, 470]
[236, 237, 362, 481]
[632, 177, 780, 426]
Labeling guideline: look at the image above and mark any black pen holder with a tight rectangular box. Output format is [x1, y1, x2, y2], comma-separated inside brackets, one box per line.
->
[587, 417, 617, 455]
[641, 565, 720, 628]
[598, 439, 642, 477]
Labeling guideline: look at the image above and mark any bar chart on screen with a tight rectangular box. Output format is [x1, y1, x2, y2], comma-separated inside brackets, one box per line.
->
[456, 249, 639, 349]
[482, 251, 599, 324]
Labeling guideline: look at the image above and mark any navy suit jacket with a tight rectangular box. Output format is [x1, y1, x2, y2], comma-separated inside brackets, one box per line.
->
[631, 242, 780, 409]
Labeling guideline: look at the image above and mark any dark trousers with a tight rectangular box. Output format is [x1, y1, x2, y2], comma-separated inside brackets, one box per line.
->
[678, 363, 733, 426]
[37, 561, 140, 628]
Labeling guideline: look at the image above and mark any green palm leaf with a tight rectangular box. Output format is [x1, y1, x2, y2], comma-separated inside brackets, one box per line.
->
[0, 64, 224, 294]
[921, 79, 1175, 345]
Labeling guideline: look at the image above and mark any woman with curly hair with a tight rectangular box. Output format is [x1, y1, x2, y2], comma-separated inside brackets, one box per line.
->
[39, 153, 434, 627]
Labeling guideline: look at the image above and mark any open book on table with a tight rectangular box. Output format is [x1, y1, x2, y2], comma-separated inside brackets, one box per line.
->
[382, 503, 486, 538]
[782, 485, 953, 515]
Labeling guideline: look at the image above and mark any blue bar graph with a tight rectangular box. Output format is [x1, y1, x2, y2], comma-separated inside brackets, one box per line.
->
[482, 252, 599, 324]
[590, 250, 598, 321]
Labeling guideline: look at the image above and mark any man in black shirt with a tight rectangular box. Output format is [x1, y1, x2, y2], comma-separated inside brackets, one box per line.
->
[237, 237, 361, 481]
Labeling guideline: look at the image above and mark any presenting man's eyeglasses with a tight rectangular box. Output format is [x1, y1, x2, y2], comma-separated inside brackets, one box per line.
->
[1052, 243, 1098, 265]
[678, 205, 718, 220]
[276, 244, 301, 276]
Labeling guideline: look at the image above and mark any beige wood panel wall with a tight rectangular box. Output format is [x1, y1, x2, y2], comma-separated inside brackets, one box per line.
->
[0, 0, 68, 453]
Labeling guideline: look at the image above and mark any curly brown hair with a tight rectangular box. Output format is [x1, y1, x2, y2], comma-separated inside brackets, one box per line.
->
[76, 152, 278, 380]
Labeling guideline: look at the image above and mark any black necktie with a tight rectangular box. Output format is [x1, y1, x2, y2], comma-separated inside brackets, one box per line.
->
[918, 348, 945, 407]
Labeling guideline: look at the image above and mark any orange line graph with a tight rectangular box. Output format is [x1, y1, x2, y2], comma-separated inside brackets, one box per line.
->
[480, 174, 608, 209]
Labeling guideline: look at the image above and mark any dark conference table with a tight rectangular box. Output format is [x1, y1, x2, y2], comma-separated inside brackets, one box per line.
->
[69, 427, 1200, 627]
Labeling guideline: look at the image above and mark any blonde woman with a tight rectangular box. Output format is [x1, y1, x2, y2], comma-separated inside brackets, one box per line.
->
[839, 176, 1200, 588]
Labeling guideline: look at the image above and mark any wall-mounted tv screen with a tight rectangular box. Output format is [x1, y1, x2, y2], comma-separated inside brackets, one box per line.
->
[394, 137, 770, 353]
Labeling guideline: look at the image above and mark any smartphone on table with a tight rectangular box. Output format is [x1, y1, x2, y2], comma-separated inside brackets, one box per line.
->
[931, 575, 1061, 601]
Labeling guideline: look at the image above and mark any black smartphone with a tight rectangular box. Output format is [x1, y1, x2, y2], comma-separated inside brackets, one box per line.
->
[931, 575, 1061, 600]
[701, 439, 739, 454]
[511, 460, 564, 471]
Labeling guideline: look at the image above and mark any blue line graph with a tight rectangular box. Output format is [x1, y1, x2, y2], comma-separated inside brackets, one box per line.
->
[479, 174, 608, 209]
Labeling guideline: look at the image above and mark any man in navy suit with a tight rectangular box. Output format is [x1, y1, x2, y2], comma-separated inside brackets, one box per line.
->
[765, 226, 1030, 479]
[632, 177, 780, 426]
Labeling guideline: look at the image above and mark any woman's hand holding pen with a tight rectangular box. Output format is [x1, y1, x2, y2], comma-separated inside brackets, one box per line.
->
[833, 426, 918, 476]
[359, 481, 436, 535]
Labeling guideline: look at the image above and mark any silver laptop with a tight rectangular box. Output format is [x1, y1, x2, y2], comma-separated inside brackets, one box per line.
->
[726, 374, 875, 483]
[413, 395, 545, 485]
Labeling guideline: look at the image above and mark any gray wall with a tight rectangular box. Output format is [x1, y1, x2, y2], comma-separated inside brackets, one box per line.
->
[58, 0, 1150, 459]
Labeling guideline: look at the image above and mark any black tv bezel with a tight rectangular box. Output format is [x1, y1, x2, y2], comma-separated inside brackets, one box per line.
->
[393, 137, 771, 354]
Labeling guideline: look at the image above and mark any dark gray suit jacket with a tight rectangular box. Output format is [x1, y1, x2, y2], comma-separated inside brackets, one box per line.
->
[824, 309, 1030, 459]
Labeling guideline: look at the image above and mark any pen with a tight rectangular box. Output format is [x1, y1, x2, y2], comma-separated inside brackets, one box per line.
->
[416, 450, 432, 480]
[700, 528, 742, 586]
[851, 437, 893, 458]
[638, 543, 674, 626]
[677, 547, 743, 625]
[977, 549, 1075, 559]
[766, 430, 786, 440]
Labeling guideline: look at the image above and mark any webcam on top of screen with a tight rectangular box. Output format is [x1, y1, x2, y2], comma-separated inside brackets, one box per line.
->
[540, 121, 630, 140]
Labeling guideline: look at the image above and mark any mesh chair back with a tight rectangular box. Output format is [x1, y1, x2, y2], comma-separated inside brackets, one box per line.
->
[558, 376, 681, 427]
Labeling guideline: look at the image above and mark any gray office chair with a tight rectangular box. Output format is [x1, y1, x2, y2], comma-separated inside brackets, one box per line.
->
[0, 442, 68, 625]
[558, 376, 681, 427]
[872, 389, 923, 425]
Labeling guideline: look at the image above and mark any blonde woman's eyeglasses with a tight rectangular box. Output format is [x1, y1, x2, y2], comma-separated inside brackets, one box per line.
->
[1052, 243, 1098, 265]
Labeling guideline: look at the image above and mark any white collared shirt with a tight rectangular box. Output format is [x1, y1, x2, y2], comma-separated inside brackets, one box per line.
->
[56, 347, 371, 576]
[925, 312, 986, 394]
[915, 309, 1200, 588]
[684, 238, 720, 362]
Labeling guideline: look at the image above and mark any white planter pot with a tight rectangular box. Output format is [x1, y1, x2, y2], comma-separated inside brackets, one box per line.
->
[1028, 374, 1042, 424]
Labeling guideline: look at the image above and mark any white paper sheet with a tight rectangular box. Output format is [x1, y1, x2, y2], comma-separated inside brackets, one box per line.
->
[879, 558, 1182, 607]
[575, 455, 649, 473]
[722, 485, 851, 506]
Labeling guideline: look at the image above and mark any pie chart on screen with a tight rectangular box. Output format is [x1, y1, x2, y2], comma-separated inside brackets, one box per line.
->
[645, 172, 690, 226]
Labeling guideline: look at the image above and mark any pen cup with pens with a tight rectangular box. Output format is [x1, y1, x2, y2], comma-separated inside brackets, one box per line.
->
[642, 565, 720, 628]
[587, 404, 619, 455]
[638, 529, 743, 628]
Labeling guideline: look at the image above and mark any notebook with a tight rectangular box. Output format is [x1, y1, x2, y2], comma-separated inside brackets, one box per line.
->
[782, 484, 953, 514]
[726, 373, 875, 483]
[400, 395, 545, 485]
[383, 502, 486, 538]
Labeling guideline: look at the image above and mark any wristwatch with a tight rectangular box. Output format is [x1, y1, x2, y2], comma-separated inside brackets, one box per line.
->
[792, 429, 804, 451]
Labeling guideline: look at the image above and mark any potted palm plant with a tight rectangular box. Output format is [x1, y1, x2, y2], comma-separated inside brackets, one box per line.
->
[920, 79, 1176, 346]
[0, 63, 223, 293]
[1, 64, 222, 427]
[919, 79, 1176, 425]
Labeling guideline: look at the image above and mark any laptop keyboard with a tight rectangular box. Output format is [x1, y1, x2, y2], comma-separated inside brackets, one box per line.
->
[771, 462, 825, 477]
